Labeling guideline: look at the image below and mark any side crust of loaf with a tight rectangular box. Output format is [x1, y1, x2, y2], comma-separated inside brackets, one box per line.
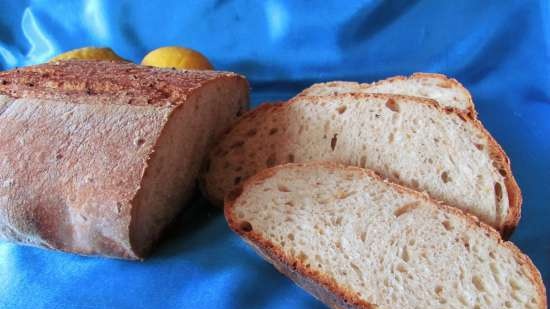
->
[202, 93, 521, 235]
[224, 162, 546, 309]
[0, 61, 249, 259]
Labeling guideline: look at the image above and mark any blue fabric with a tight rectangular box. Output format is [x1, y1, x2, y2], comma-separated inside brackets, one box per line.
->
[0, 1, 549, 308]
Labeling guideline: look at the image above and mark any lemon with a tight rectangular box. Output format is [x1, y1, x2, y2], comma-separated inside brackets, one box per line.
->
[141, 46, 213, 70]
[50, 47, 125, 62]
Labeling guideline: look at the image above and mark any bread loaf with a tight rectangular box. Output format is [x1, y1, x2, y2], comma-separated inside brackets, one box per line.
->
[201, 93, 520, 234]
[298, 73, 476, 117]
[0, 60, 249, 259]
[225, 162, 546, 309]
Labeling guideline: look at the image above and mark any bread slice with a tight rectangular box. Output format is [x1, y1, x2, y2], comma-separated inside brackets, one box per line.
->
[201, 93, 520, 234]
[225, 163, 546, 309]
[298, 73, 476, 117]
[0, 60, 249, 259]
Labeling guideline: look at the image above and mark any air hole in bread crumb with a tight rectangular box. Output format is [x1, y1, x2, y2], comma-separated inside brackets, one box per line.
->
[401, 246, 410, 262]
[287, 233, 294, 240]
[239, 221, 253, 232]
[350, 262, 362, 277]
[411, 179, 419, 189]
[278, 184, 290, 192]
[394, 202, 420, 217]
[475, 143, 484, 151]
[336, 105, 347, 114]
[359, 156, 367, 168]
[499, 169, 507, 177]
[360, 232, 366, 242]
[509, 278, 522, 290]
[396, 263, 407, 273]
[269, 128, 278, 135]
[392, 171, 400, 180]
[442, 220, 453, 231]
[336, 191, 355, 199]
[472, 276, 486, 292]
[441, 171, 451, 183]
[266, 154, 277, 167]
[462, 238, 471, 251]
[134, 138, 146, 146]
[297, 252, 308, 262]
[435, 285, 443, 295]
[330, 134, 338, 151]
[385, 98, 400, 112]
[494, 182, 503, 202]
[434, 138, 439, 143]
[388, 132, 394, 143]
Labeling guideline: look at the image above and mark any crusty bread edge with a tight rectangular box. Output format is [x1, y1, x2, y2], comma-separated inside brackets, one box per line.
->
[297, 72, 477, 118]
[380, 73, 476, 118]
[207, 92, 521, 235]
[451, 110, 522, 238]
[224, 162, 546, 309]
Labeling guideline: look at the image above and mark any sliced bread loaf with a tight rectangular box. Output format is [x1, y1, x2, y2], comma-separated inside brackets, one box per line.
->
[225, 163, 546, 309]
[0, 60, 249, 259]
[298, 73, 476, 117]
[201, 93, 520, 234]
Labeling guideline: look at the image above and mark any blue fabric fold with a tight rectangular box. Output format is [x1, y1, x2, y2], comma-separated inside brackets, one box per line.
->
[0, 1, 548, 307]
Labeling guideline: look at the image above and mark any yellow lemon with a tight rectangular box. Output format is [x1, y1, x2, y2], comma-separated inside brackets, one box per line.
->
[141, 46, 213, 70]
[50, 47, 125, 62]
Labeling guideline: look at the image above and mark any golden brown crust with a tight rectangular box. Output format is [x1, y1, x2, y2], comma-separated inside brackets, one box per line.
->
[0, 60, 244, 107]
[298, 73, 477, 118]
[0, 61, 249, 259]
[378, 72, 477, 118]
[225, 162, 546, 309]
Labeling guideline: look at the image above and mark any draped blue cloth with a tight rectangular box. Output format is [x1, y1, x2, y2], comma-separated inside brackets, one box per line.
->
[0, 1, 548, 308]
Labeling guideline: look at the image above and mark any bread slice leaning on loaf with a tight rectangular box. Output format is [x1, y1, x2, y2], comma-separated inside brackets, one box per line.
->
[0, 60, 249, 259]
[201, 93, 520, 235]
[225, 163, 546, 309]
[298, 73, 476, 118]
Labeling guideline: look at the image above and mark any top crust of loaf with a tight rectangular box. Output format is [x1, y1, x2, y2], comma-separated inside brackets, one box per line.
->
[0, 60, 247, 107]
[225, 162, 546, 309]
[298, 73, 476, 118]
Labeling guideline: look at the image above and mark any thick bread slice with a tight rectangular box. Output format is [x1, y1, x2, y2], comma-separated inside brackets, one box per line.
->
[0, 60, 249, 259]
[225, 163, 546, 309]
[201, 93, 520, 235]
[298, 73, 476, 117]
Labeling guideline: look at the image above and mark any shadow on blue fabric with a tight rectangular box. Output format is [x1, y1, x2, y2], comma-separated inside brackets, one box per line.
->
[0, 1, 548, 308]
